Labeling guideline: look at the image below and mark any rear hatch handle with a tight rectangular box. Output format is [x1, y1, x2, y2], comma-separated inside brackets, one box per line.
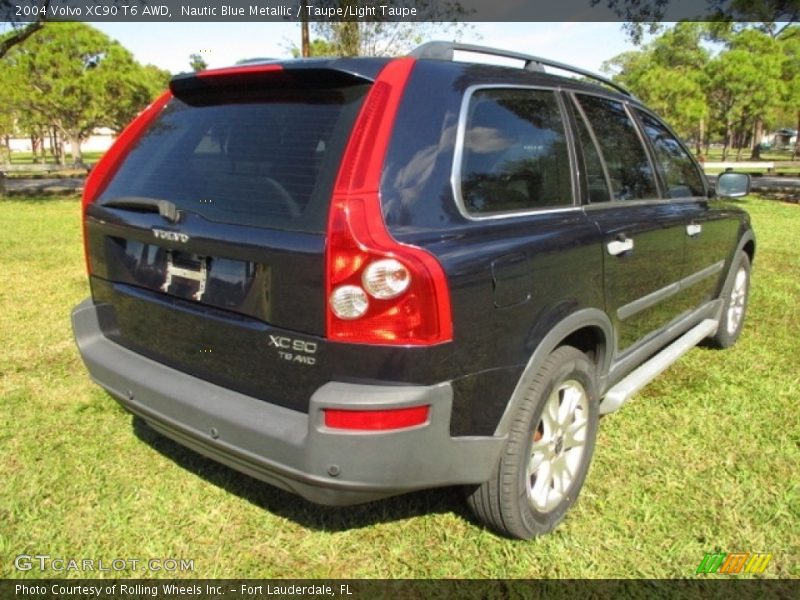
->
[100, 197, 180, 223]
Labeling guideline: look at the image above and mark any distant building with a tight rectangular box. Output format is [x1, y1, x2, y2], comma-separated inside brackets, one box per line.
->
[761, 128, 797, 148]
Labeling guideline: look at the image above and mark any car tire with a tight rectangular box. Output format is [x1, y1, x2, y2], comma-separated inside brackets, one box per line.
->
[467, 345, 599, 539]
[707, 251, 751, 349]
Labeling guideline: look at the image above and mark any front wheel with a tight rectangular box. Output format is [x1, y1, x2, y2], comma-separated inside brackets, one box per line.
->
[467, 346, 599, 539]
[708, 251, 751, 349]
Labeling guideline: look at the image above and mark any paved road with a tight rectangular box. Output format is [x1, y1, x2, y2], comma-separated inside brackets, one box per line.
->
[4, 175, 800, 195]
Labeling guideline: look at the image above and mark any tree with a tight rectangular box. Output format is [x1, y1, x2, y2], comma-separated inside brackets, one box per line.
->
[2, 22, 167, 163]
[189, 53, 208, 72]
[603, 23, 710, 148]
[593, 0, 800, 44]
[0, 70, 15, 163]
[705, 29, 786, 159]
[0, 0, 52, 60]
[604, 21, 796, 160]
[303, 0, 472, 57]
[780, 28, 800, 157]
[289, 38, 337, 58]
[0, 21, 45, 60]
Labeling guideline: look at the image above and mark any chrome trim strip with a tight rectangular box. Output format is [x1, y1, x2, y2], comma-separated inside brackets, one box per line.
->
[616, 260, 726, 321]
[681, 260, 724, 290]
[617, 282, 681, 322]
[582, 196, 701, 210]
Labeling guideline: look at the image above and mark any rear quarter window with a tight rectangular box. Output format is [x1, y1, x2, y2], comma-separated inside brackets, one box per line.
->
[458, 88, 573, 216]
[99, 84, 368, 233]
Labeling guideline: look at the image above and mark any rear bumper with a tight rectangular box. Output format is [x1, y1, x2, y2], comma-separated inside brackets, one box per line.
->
[71, 298, 504, 505]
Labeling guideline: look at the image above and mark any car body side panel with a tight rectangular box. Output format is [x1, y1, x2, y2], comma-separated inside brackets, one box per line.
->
[384, 63, 606, 436]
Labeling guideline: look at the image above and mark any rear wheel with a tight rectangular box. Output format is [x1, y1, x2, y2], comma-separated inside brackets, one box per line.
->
[467, 346, 599, 539]
[708, 251, 751, 349]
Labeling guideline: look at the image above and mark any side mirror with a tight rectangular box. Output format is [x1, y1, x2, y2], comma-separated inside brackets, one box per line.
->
[715, 172, 751, 198]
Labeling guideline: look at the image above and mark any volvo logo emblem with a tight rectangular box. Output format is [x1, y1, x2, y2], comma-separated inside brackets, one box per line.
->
[153, 228, 189, 243]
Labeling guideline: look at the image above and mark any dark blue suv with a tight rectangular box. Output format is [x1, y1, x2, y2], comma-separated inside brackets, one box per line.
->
[72, 42, 755, 539]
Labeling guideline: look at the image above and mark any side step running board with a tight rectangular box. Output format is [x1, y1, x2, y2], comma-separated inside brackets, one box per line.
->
[599, 319, 719, 415]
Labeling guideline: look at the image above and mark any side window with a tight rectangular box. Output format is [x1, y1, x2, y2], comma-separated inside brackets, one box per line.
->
[636, 110, 706, 198]
[460, 89, 572, 215]
[576, 95, 658, 201]
[572, 102, 611, 203]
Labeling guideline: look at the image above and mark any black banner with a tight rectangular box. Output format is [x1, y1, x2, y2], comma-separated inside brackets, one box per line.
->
[1, 0, 797, 23]
[2, 579, 800, 600]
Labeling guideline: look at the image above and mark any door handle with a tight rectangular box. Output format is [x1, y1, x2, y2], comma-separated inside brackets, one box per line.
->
[686, 223, 703, 237]
[607, 236, 634, 256]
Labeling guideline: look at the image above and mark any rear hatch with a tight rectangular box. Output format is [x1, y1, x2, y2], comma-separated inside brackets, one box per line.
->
[84, 64, 374, 411]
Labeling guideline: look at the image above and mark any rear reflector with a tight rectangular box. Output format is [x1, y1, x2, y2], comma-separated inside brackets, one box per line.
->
[324, 406, 430, 431]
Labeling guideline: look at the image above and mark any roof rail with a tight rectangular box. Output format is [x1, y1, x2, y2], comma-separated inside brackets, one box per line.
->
[409, 41, 632, 98]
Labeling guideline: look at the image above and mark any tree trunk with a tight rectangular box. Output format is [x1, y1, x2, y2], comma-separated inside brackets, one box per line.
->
[1, 135, 10, 165]
[794, 110, 799, 160]
[48, 127, 58, 162]
[722, 120, 732, 161]
[335, 12, 360, 56]
[69, 133, 83, 164]
[735, 126, 743, 161]
[31, 134, 41, 163]
[53, 129, 66, 165]
[749, 118, 763, 160]
[301, 16, 310, 57]
[696, 117, 705, 157]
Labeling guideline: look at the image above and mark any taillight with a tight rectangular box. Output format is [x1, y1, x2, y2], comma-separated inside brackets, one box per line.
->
[325, 58, 453, 346]
[81, 91, 172, 274]
[324, 406, 430, 431]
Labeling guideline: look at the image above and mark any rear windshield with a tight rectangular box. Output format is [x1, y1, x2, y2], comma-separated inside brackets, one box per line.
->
[99, 84, 369, 233]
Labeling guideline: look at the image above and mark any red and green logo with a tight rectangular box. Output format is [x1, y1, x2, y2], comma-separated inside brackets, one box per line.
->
[696, 552, 772, 574]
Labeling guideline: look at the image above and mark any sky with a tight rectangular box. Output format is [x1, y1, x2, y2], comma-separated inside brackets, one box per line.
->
[89, 22, 638, 76]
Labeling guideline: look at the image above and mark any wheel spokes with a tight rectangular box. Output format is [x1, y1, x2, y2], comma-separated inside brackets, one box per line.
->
[557, 386, 581, 426]
[727, 266, 748, 334]
[562, 416, 587, 450]
[526, 379, 590, 512]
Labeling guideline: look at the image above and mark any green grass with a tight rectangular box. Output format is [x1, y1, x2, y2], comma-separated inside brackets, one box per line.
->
[1, 196, 798, 579]
[5, 151, 104, 165]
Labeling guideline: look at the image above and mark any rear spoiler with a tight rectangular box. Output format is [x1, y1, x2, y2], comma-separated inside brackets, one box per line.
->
[169, 62, 378, 100]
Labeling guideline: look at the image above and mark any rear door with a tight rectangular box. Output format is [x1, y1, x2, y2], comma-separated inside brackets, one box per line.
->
[84, 69, 370, 411]
[571, 93, 689, 354]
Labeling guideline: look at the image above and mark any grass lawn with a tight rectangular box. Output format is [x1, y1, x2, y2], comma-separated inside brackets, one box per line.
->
[5, 151, 104, 165]
[0, 196, 797, 579]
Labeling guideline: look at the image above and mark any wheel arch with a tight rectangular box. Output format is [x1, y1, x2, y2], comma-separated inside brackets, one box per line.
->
[494, 308, 613, 437]
[741, 234, 755, 263]
[720, 229, 756, 299]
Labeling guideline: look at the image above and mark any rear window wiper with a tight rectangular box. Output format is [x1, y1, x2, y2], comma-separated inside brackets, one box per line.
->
[100, 197, 179, 223]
